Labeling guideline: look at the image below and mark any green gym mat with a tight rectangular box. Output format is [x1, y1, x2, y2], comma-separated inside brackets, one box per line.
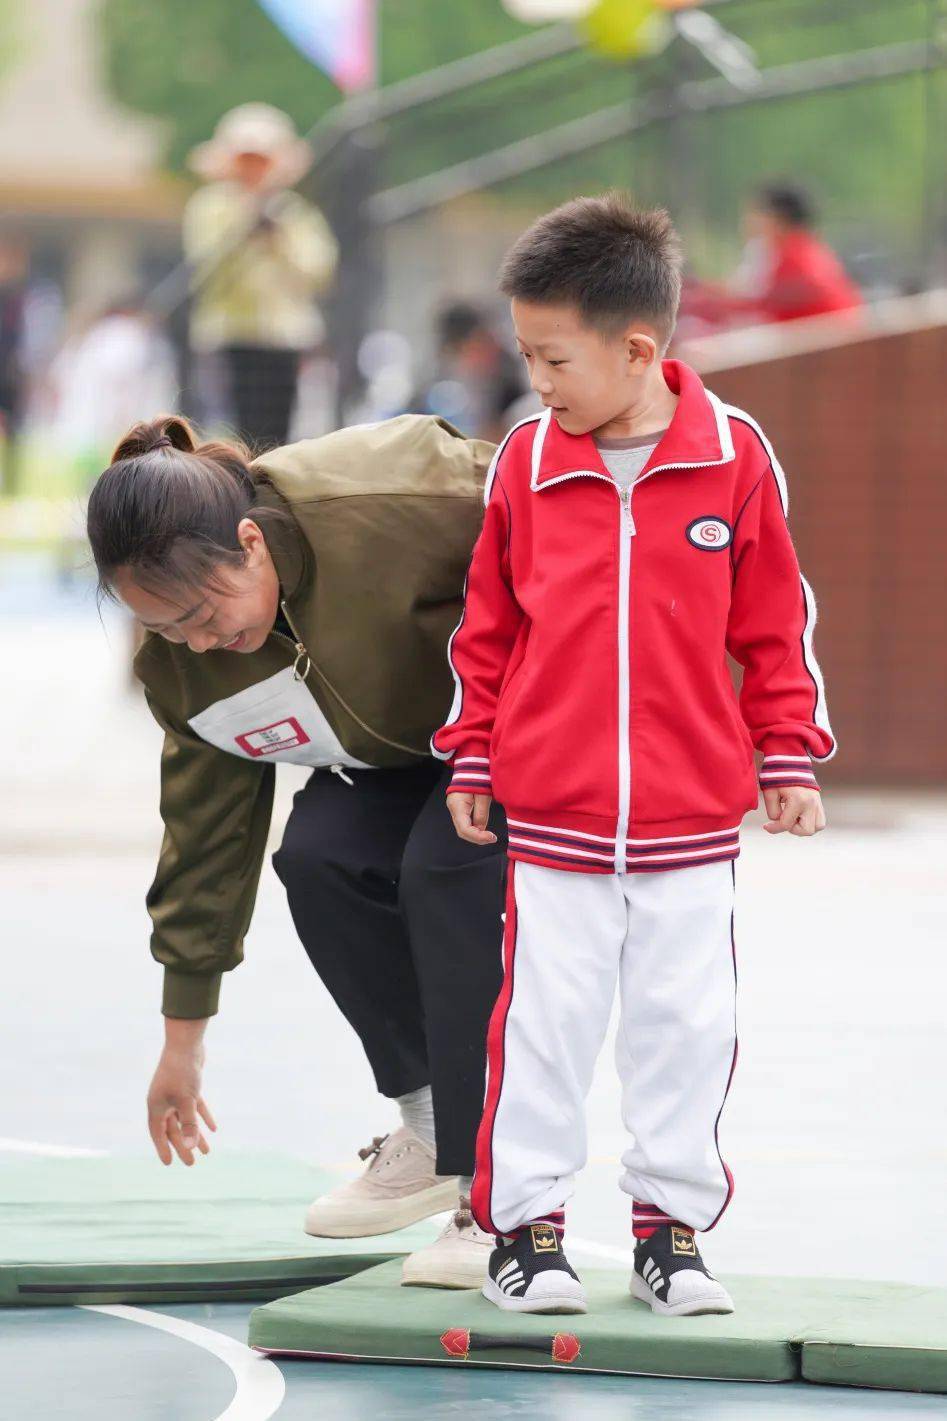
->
[0, 1151, 439, 1307]
[249, 1259, 947, 1395]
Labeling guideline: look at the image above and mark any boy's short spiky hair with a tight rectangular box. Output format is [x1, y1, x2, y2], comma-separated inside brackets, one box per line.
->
[500, 193, 683, 348]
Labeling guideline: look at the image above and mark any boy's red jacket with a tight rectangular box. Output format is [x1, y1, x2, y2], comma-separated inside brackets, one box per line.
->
[432, 361, 835, 874]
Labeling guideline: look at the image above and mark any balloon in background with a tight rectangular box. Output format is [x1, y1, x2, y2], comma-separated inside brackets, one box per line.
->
[582, 0, 671, 58]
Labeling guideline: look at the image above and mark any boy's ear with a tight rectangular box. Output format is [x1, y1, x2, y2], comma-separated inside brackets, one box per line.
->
[624, 330, 660, 370]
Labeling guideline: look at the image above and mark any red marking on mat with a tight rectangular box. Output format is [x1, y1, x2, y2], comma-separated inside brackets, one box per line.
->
[440, 1327, 470, 1359]
[552, 1332, 581, 1363]
[235, 717, 311, 756]
[440, 1327, 581, 1363]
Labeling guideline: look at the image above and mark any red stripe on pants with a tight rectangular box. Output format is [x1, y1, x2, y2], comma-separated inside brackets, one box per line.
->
[471, 862, 518, 1235]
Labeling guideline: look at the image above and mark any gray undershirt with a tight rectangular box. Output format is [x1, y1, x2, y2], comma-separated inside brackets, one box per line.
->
[595, 428, 669, 492]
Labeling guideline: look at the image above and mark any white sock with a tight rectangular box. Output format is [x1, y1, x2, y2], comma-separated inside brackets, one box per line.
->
[397, 1085, 436, 1150]
[458, 1175, 474, 1199]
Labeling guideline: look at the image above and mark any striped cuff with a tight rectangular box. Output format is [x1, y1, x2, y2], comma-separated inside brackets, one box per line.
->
[446, 755, 493, 796]
[759, 754, 820, 791]
[500, 1210, 566, 1245]
[632, 1201, 681, 1241]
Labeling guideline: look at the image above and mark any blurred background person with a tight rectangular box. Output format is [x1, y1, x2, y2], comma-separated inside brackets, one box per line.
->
[49, 299, 178, 490]
[732, 182, 863, 324]
[184, 103, 338, 450]
[47, 297, 178, 595]
[408, 301, 526, 441]
[682, 181, 863, 334]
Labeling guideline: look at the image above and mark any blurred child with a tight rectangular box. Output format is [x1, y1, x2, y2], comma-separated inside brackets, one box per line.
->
[410, 302, 526, 441]
[435, 194, 835, 1317]
[51, 302, 178, 485]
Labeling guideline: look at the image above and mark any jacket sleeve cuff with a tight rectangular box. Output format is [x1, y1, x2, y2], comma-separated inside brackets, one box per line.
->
[162, 969, 222, 1019]
[445, 749, 493, 797]
[758, 750, 821, 792]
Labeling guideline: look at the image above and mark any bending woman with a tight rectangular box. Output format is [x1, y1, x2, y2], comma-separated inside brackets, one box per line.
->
[86, 413, 506, 1288]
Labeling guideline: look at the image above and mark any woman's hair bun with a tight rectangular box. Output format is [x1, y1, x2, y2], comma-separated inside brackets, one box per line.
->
[111, 414, 198, 464]
[88, 413, 294, 601]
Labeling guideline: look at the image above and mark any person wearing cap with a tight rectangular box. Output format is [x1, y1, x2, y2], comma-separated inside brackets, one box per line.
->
[184, 104, 338, 449]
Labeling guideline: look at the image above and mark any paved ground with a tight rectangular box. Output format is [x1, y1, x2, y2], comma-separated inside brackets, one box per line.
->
[2, 552, 945, 1417]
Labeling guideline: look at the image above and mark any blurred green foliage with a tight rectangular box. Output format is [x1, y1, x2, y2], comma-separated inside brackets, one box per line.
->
[97, 0, 339, 172]
[0, 0, 23, 84]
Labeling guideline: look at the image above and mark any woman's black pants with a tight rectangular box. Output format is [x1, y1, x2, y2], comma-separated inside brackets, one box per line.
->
[272, 761, 506, 1177]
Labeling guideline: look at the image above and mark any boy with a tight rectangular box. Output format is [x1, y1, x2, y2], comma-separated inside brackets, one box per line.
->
[433, 195, 834, 1317]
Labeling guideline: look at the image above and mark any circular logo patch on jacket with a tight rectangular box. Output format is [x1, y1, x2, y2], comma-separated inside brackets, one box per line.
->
[685, 516, 732, 551]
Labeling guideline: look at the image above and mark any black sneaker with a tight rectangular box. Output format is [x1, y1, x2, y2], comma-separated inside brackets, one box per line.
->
[631, 1224, 734, 1317]
[482, 1222, 587, 1314]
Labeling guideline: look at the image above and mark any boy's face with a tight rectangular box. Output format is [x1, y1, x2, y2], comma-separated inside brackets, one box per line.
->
[511, 298, 661, 438]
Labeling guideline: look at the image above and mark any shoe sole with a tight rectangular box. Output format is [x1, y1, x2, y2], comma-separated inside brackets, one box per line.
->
[630, 1270, 734, 1317]
[398, 1256, 486, 1290]
[482, 1275, 588, 1315]
[401, 1266, 487, 1290]
[304, 1178, 459, 1238]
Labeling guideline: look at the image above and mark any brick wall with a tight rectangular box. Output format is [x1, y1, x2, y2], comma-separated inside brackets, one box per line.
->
[692, 311, 946, 785]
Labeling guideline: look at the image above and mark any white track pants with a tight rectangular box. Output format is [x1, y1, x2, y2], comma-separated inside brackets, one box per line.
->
[471, 858, 737, 1237]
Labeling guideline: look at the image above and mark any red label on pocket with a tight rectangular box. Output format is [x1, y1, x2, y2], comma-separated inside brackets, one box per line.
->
[235, 717, 311, 757]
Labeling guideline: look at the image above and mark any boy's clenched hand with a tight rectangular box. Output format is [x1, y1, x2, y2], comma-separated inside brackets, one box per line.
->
[446, 791, 498, 846]
[762, 786, 826, 836]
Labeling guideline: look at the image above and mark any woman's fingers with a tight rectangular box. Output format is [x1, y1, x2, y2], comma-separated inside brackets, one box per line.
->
[149, 1103, 209, 1165]
[148, 1110, 173, 1167]
[197, 1096, 217, 1133]
[177, 1099, 203, 1152]
[166, 1112, 196, 1167]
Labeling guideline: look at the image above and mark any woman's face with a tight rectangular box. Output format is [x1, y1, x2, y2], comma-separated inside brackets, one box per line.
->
[113, 520, 281, 655]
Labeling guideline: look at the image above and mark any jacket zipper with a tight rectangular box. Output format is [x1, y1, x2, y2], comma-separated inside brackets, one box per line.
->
[279, 599, 311, 683]
[277, 599, 428, 761]
[275, 598, 355, 783]
[540, 458, 719, 873]
[612, 465, 678, 872]
[615, 484, 634, 872]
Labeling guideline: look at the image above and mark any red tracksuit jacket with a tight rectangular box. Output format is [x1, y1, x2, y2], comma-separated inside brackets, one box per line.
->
[432, 360, 835, 875]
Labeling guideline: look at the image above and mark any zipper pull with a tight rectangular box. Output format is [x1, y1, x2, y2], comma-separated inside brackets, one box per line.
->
[618, 485, 637, 536]
[292, 643, 311, 682]
[329, 764, 355, 786]
[281, 598, 312, 680]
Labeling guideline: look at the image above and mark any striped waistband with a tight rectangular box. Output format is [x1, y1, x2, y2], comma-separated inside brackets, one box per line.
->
[505, 817, 741, 874]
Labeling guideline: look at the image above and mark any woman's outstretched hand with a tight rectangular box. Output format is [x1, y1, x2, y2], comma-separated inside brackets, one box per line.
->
[147, 1017, 217, 1166]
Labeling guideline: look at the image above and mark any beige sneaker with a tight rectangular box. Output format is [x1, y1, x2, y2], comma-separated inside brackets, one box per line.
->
[304, 1128, 458, 1238]
[401, 1196, 493, 1288]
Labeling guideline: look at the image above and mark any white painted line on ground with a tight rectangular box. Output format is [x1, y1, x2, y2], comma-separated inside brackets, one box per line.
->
[569, 1234, 636, 1267]
[0, 1137, 109, 1157]
[82, 1305, 285, 1421]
